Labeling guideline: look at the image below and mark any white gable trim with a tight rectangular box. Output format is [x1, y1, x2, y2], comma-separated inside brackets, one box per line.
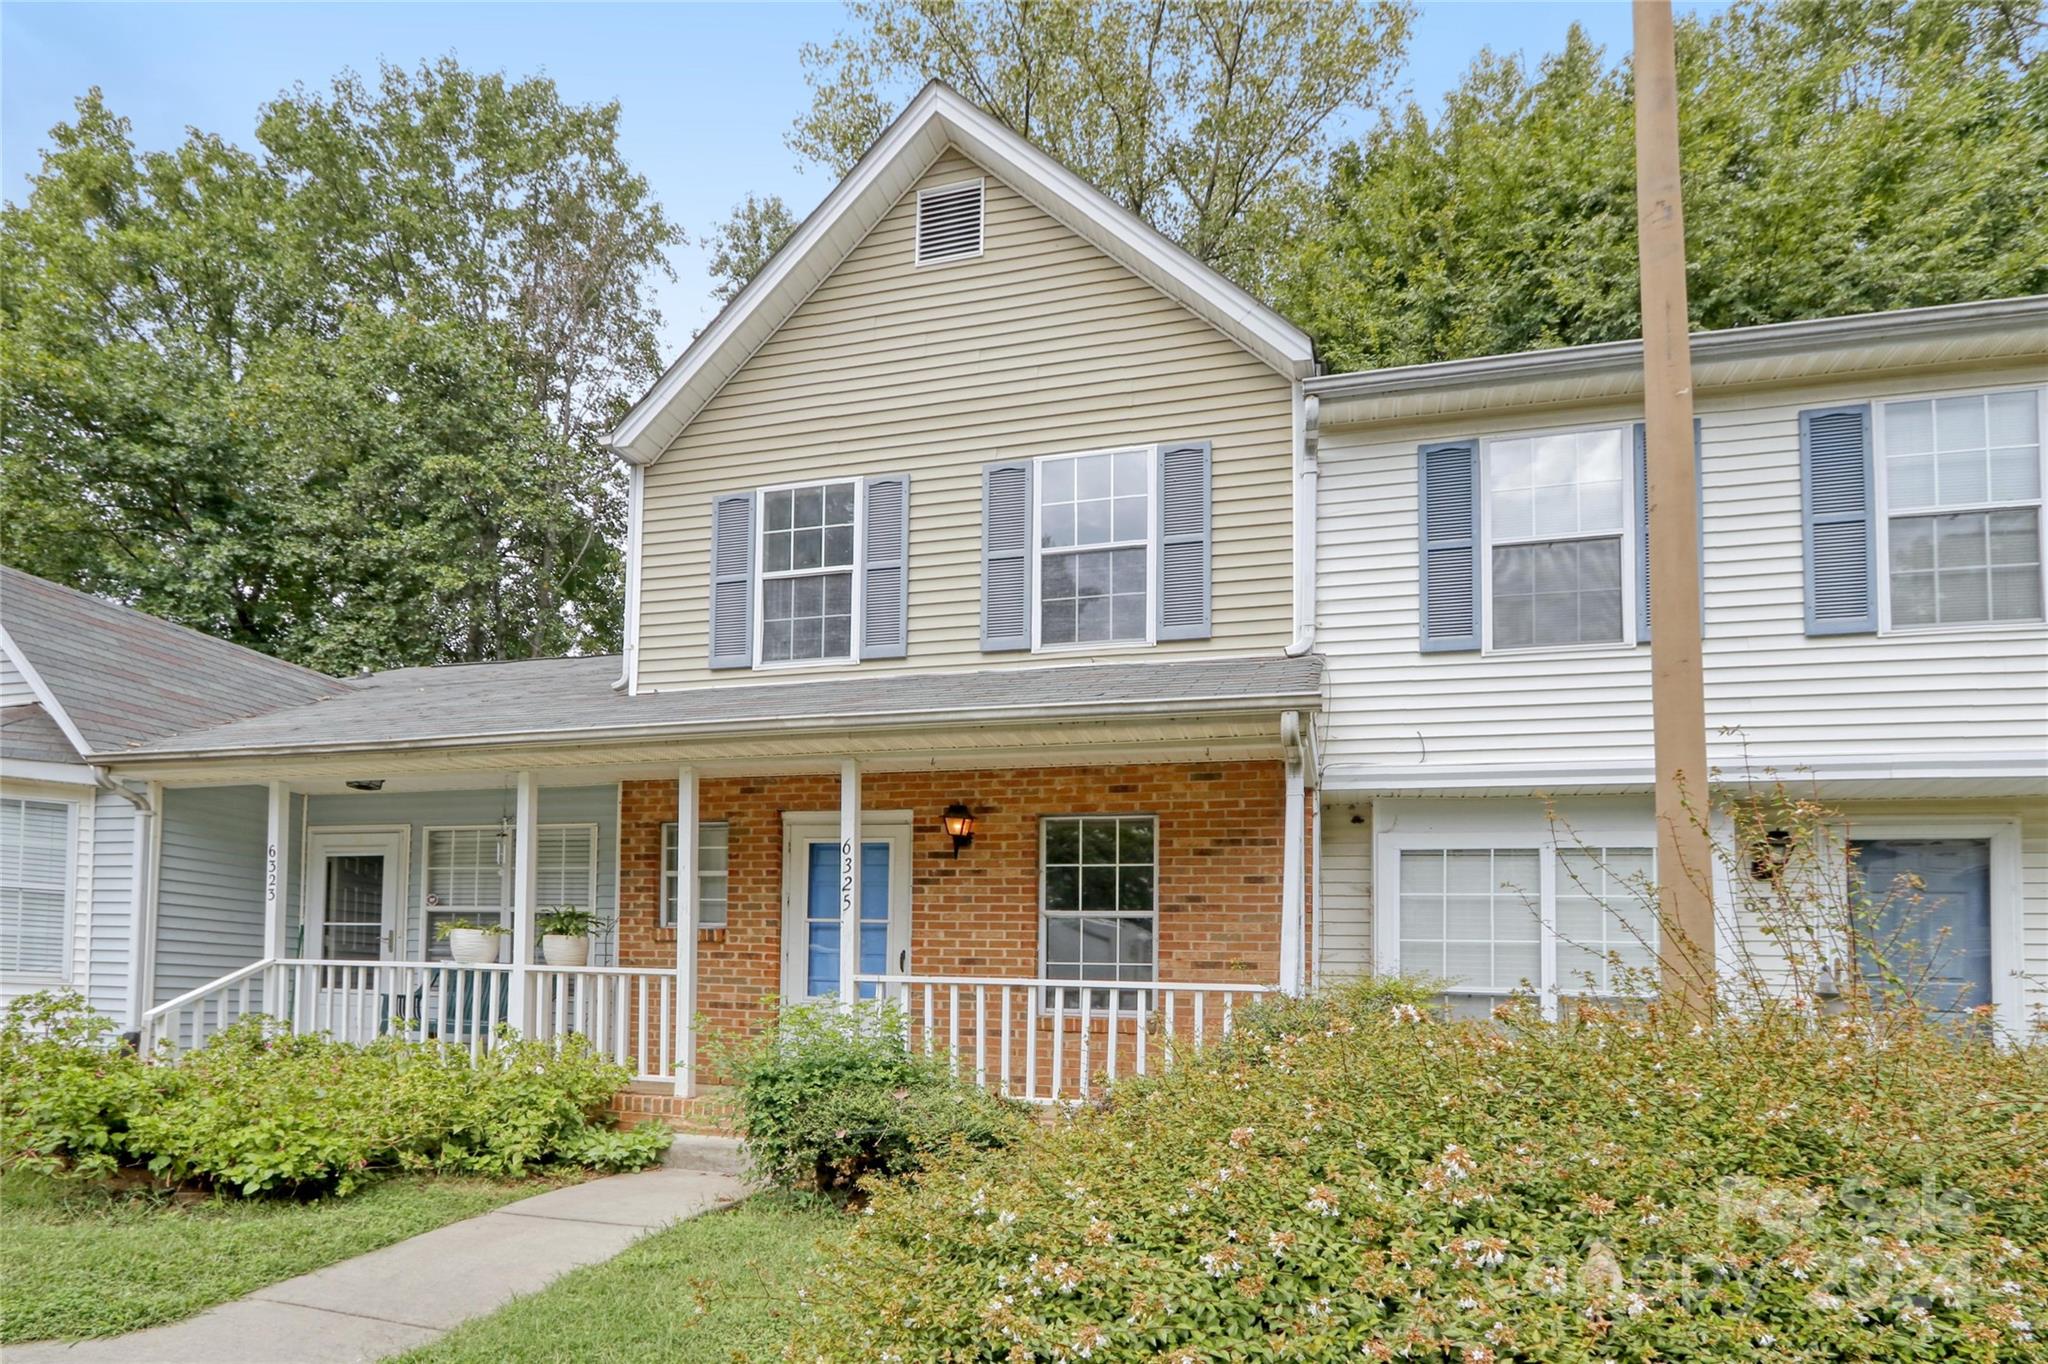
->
[0, 627, 91, 757]
[608, 81, 1316, 466]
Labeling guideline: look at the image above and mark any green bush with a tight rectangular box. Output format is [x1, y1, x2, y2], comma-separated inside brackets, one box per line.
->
[1, 992, 671, 1196]
[795, 981, 2048, 1362]
[721, 999, 1027, 1194]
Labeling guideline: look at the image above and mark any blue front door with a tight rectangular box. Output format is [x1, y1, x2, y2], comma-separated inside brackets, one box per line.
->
[803, 840, 893, 1001]
[1850, 839, 1993, 1016]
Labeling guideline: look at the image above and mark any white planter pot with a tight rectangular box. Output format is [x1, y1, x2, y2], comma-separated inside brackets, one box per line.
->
[447, 928, 500, 964]
[542, 933, 591, 967]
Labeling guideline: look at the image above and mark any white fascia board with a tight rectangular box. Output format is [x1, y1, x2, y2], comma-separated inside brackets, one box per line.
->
[607, 82, 1314, 467]
[0, 760, 97, 787]
[0, 627, 91, 756]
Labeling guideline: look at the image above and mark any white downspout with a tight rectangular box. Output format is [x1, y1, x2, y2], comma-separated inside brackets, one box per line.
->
[1280, 711, 1307, 995]
[1285, 391, 1321, 657]
[613, 463, 645, 693]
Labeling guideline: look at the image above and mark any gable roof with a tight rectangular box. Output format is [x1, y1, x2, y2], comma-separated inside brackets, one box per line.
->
[0, 565, 353, 757]
[608, 81, 1316, 466]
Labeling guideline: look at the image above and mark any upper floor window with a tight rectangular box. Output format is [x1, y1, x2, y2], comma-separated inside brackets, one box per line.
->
[759, 480, 859, 665]
[1483, 427, 1631, 650]
[1036, 448, 1151, 648]
[1879, 389, 2042, 629]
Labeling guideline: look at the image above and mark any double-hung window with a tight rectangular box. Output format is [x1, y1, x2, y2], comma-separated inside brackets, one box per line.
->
[1484, 426, 1631, 649]
[0, 796, 71, 981]
[1036, 448, 1151, 648]
[423, 825, 599, 959]
[1041, 815, 1155, 1005]
[1382, 836, 1656, 1019]
[660, 821, 729, 929]
[758, 480, 860, 664]
[1877, 388, 2044, 629]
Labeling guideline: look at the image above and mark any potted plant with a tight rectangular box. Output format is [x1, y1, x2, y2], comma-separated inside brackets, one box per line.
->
[434, 917, 510, 964]
[537, 906, 609, 967]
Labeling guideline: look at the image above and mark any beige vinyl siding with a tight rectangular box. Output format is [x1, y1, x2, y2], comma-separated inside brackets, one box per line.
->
[1316, 360, 2048, 778]
[637, 149, 1295, 689]
[1317, 798, 1373, 984]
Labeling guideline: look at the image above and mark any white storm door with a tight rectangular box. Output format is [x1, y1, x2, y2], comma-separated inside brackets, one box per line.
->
[305, 830, 406, 961]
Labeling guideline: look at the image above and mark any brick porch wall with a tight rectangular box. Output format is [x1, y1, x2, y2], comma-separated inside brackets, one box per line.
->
[614, 760, 1307, 1083]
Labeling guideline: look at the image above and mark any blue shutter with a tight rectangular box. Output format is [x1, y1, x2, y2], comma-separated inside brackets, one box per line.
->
[860, 474, 910, 659]
[1155, 441, 1212, 641]
[1418, 440, 1481, 652]
[1799, 405, 1878, 636]
[981, 461, 1033, 651]
[1634, 419, 1705, 644]
[707, 492, 754, 669]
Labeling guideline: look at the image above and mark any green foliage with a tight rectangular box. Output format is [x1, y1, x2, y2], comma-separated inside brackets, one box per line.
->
[0, 991, 153, 1181]
[1278, 0, 2048, 370]
[1, 58, 679, 672]
[432, 918, 511, 940]
[719, 1000, 1028, 1195]
[534, 906, 607, 938]
[796, 980, 2048, 1361]
[705, 191, 799, 306]
[0, 994, 670, 1197]
[786, 0, 1413, 287]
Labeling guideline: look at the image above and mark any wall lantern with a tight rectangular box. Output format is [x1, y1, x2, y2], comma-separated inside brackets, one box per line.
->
[942, 803, 976, 858]
[1750, 828, 1794, 882]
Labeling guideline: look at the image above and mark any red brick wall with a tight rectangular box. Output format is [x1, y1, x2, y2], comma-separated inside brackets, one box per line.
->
[615, 760, 1296, 1073]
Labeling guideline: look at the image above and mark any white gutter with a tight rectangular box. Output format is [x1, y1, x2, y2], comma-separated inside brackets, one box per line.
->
[1284, 392, 1320, 658]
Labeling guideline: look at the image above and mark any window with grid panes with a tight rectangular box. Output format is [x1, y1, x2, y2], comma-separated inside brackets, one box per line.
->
[660, 822, 729, 929]
[1041, 815, 1154, 1007]
[1881, 390, 2043, 628]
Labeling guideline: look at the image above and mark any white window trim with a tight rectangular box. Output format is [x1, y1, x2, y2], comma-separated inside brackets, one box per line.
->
[1833, 815, 2025, 1038]
[1478, 422, 1638, 656]
[0, 793, 77, 986]
[1373, 819, 1657, 1020]
[750, 476, 865, 671]
[660, 820, 729, 930]
[1036, 813, 1159, 986]
[1872, 383, 2047, 637]
[1029, 444, 1159, 655]
[913, 177, 985, 268]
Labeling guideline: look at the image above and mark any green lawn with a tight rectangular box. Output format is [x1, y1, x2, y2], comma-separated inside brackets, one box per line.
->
[391, 1194, 848, 1364]
[0, 1170, 549, 1343]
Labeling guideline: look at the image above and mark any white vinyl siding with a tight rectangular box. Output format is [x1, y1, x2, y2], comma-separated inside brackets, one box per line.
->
[0, 652, 37, 708]
[1315, 361, 2048, 780]
[1316, 799, 1374, 985]
[1875, 387, 2044, 631]
[0, 796, 72, 981]
[636, 148, 1294, 689]
[660, 821, 730, 929]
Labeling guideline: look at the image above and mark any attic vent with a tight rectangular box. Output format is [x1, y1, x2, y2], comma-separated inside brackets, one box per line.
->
[915, 180, 984, 265]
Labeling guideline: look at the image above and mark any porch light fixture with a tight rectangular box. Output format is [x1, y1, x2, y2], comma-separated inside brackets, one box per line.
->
[1750, 828, 1794, 882]
[942, 803, 976, 858]
[345, 779, 384, 792]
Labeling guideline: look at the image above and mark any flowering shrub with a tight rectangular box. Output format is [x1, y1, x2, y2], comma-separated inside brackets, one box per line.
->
[721, 999, 1027, 1195]
[794, 980, 2048, 1361]
[1, 992, 671, 1196]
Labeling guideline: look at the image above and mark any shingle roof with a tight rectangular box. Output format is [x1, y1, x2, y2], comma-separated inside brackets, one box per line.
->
[115, 653, 1325, 759]
[1, 704, 83, 766]
[0, 565, 353, 755]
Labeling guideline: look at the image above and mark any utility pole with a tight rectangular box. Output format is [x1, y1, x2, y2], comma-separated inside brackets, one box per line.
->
[1634, 0, 1715, 1012]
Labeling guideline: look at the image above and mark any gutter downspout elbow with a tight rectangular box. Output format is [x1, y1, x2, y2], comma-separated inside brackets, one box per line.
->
[1285, 393, 1320, 658]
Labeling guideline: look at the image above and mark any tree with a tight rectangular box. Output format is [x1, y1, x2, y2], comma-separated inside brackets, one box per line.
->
[0, 60, 679, 671]
[783, 0, 1412, 290]
[706, 192, 800, 305]
[1275, 0, 2048, 371]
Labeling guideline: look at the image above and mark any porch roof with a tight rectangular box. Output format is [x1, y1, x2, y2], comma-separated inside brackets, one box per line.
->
[107, 653, 1324, 763]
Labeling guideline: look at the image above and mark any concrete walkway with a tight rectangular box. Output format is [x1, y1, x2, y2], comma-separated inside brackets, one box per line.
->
[13, 1143, 749, 1364]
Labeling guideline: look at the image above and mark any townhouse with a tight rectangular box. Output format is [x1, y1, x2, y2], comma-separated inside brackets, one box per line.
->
[2, 82, 2041, 1109]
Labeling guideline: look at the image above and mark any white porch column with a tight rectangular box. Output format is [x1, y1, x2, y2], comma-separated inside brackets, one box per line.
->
[262, 782, 289, 961]
[1280, 715, 1308, 995]
[511, 770, 540, 1035]
[838, 759, 860, 1005]
[675, 764, 699, 1098]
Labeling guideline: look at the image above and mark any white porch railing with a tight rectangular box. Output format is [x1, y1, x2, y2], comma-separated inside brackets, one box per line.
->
[858, 973, 1268, 1103]
[142, 962, 1266, 1102]
[140, 959, 682, 1083]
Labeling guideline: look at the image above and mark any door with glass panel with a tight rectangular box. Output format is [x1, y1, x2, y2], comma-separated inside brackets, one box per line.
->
[783, 825, 908, 1003]
[1850, 839, 1993, 1018]
[305, 830, 404, 962]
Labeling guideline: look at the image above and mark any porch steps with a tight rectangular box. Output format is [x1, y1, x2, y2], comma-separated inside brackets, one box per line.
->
[664, 1132, 748, 1176]
[611, 1079, 742, 1135]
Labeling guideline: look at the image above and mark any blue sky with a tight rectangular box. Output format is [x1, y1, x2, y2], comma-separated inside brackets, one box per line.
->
[2, 1, 1688, 354]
